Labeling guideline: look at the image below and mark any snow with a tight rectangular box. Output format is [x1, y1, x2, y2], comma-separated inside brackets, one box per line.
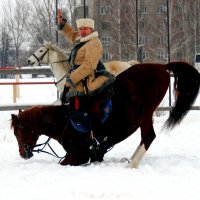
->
[0, 77, 200, 200]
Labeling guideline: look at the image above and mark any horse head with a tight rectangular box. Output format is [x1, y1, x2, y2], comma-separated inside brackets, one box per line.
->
[27, 41, 70, 66]
[27, 41, 70, 94]
[11, 110, 39, 160]
[27, 41, 48, 66]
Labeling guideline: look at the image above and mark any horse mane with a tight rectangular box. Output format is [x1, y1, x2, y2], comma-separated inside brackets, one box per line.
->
[11, 106, 69, 130]
[11, 107, 45, 130]
[43, 41, 70, 60]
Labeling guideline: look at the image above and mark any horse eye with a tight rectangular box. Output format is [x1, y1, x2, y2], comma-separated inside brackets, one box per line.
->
[39, 50, 43, 52]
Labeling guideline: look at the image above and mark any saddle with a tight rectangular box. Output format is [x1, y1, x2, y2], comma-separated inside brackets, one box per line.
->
[69, 87, 114, 133]
[70, 99, 112, 133]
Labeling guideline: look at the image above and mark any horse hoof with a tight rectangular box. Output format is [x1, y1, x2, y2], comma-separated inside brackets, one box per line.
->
[127, 161, 139, 169]
[59, 156, 75, 166]
[59, 155, 92, 166]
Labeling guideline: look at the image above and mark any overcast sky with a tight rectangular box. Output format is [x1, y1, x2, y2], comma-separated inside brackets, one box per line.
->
[0, 0, 11, 17]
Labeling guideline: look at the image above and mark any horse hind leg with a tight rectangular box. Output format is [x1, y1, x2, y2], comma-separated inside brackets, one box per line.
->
[128, 122, 156, 168]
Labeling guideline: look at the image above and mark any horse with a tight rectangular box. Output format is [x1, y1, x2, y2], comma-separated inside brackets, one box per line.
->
[11, 57, 200, 167]
[27, 41, 139, 98]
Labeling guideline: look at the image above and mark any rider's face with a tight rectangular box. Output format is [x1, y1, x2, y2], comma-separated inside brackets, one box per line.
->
[79, 27, 93, 37]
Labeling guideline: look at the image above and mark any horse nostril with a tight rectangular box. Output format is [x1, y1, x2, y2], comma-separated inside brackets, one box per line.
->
[20, 152, 33, 160]
[20, 149, 34, 160]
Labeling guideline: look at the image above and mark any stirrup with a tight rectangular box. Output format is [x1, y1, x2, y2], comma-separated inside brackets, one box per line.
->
[89, 136, 108, 151]
[89, 137, 100, 151]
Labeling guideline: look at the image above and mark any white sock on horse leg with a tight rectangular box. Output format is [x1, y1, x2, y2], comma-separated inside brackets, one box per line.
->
[128, 143, 146, 168]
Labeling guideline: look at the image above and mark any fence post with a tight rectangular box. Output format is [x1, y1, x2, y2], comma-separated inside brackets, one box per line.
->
[13, 75, 20, 103]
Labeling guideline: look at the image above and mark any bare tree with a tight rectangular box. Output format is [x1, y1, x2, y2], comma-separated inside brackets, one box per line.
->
[196, 0, 200, 53]
[24, 0, 55, 46]
[169, 0, 194, 62]
[93, 0, 137, 61]
[4, 0, 30, 67]
[24, 0, 72, 51]
[134, 0, 196, 63]
[0, 19, 10, 67]
[0, 0, 199, 66]
[65, 0, 80, 27]
[56, 0, 81, 49]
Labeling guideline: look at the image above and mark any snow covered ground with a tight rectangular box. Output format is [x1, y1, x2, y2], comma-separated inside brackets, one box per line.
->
[0, 77, 200, 200]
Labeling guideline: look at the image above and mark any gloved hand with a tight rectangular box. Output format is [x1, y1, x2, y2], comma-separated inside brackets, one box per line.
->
[66, 75, 75, 88]
[57, 9, 67, 30]
[60, 76, 75, 105]
[60, 85, 70, 105]
[57, 9, 63, 24]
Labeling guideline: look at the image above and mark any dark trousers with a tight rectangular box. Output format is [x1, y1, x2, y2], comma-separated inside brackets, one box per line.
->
[69, 96, 104, 140]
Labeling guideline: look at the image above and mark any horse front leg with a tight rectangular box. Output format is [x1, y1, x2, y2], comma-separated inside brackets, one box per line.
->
[59, 152, 91, 166]
[128, 122, 156, 168]
[59, 154, 75, 166]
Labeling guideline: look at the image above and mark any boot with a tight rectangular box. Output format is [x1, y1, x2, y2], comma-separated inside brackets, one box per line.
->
[90, 114, 105, 143]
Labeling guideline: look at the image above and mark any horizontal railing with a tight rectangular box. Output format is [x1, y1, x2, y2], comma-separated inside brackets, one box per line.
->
[0, 66, 199, 111]
[0, 66, 53, 75]
[0, 103, 53, 111]
[0, 104, 199, 111]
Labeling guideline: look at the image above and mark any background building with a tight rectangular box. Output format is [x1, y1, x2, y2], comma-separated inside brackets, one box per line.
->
[0, 0, 199, 68]
[77, 0, 200, 64]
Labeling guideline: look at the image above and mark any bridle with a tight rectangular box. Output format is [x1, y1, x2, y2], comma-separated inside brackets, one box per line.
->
[14, 123, 65, 162]
[14, 123, 37, 159]
[14, 113, 114, 166]
[32, 45, 68, 65]
[31, 45, 68, 86]
[32, 45, 50, 66]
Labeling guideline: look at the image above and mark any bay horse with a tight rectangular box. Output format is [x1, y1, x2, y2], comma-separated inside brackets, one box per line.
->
[11, 59, 200, 167]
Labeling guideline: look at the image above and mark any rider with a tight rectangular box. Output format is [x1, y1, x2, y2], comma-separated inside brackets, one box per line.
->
[57, 9, 115, 143]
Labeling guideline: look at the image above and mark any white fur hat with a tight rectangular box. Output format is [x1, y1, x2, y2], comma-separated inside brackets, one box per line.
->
[76, 18, 94, 29]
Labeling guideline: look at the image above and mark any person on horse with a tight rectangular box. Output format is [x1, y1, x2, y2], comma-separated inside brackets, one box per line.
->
[57, 9, 115, 145]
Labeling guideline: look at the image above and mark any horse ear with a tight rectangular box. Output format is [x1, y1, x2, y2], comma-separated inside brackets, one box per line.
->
[19, 109, 22, 114]
[11, 114, 19, 128]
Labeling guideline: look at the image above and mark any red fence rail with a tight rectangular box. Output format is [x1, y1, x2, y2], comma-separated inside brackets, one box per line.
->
[0, 81, 54, 85]
[0, 66, 199, 111]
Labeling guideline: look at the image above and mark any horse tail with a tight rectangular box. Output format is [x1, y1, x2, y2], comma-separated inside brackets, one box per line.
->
[164, 61, 200, 129]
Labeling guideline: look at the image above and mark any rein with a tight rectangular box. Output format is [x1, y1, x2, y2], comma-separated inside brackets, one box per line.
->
[32, 137, 66, 162]
[54, 73, 68, 86]
[15, 121, 66, 162]
[32, 46, 49, 66]
[51, 60, 68, 64]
